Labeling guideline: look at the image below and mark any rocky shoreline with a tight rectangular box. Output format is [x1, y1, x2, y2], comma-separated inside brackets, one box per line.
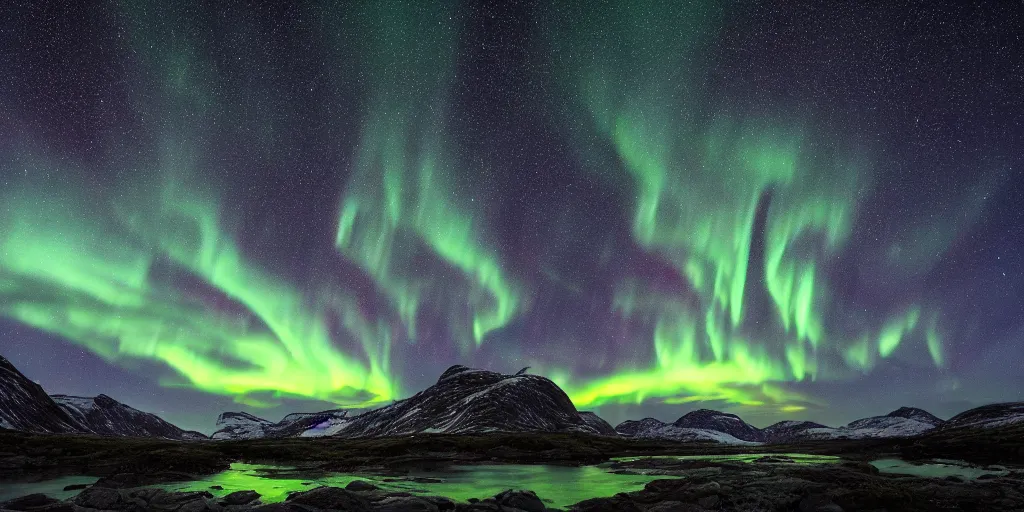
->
[3, 455, 1024, 512]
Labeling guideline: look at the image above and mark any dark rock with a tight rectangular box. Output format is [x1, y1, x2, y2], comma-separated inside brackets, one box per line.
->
[1, 493, 60, 510]
[92, 472, 141, 488]
[840, 461, 879, 475]
[252, 503, 309, 512]
[799, 494, 843, 512]
[210, 485, 224, 490]
[61, 483, 89, 491]
[73, 487, 122, 509]
[345, 480, 378, 491]
[495, 489, 545, 512]
[285, 485, 371, 511]
[572, 493, 643, 512]
[221, 490, 261, 505]
[647, 502, 704, 512]
[697, 494, 721, 508]
[420, 495, 456, 510]
[374, 495, 439, 511]
[455, 503, 500, 512]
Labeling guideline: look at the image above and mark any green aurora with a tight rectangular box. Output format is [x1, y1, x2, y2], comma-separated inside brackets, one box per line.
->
[2, 0, 1012, 423]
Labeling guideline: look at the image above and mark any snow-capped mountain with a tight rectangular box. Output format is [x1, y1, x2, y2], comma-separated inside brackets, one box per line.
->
[211, 412, 274, 440]
[672, 409, 765, 442]
[579, 411, 616, 435]
[276, 409, 351, 438]
[616, 406, 946, 444]
[331, 365, 606, 437]
[941, 402, 1024, 430]
[615, 417, 758, 445]
[51, 394, 206, 440]
[211, 409, 352, 439]
[0, 355, 84, 434]
[766, 407, 945, 442]
[762, 420, 830, 443]
[1, 356, 202, 439]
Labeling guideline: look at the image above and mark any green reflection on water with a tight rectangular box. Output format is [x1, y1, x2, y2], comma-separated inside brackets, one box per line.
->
[0, 476, 98, 502]
[154, 463, 664, 508]
[870, 459, 1009, 480]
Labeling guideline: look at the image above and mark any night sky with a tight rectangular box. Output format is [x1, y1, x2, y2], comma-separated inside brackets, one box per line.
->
[2, 1, 1023, 434]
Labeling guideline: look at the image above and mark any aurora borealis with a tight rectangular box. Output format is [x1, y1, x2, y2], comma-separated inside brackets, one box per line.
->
[2, 1, 1022, 432]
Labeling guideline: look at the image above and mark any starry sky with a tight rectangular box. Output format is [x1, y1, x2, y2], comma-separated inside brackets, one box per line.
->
[1, 0, 1023, 434]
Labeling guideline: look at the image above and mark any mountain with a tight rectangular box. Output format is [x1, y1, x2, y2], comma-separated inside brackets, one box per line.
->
[883, 407, 944, 427]
[0, 355, 85, 433]
[618, 406, 946, 444]
[579, 411, 616, 435]
[837, 407, 943, 438]
[672, 409, 765, 442]
[211, 412, 274, 440]
[331, 365, 606, 437]
[274, 409, 351, 438]
[51, 394, 206, 440]
[762, 420, 831, 443]
[211, 409, 352, 440]
[766, 407, 945, 442]
[615, 417, 758, 445]
[941, 402, 1024, 430]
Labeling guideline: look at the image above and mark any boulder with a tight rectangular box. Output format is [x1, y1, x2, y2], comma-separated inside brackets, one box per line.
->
[220, 490, 261, 506]
[494, 489, 546, 512]
[284, 485, 371, 511]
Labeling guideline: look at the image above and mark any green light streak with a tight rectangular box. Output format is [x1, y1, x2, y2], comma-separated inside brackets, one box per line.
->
[0, 6, 397, 407]
[333, 2, 519, 349]
[546, 0, 938, 409]
[878, 307, 920, 358]
[0, 162, 395, 406]
[926, 315, 944, 368]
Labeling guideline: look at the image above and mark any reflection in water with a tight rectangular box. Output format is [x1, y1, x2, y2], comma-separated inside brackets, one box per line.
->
[870, 459, 1009, 480]
[0, 476, 98, 502]
[18, 455, 996, 508]
[154, 463, 664, 507]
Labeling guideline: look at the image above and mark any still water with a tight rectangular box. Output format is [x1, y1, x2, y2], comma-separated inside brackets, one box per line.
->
[151, 463, 661, 507]
[3, 455, 1007, 508]
[0, 454, 838, 506]
[870, 459, 1010, 480]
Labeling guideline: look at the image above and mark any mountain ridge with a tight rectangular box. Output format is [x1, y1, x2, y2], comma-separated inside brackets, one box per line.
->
[52, 394, 207, 440]
[4, 355, 1024, 444]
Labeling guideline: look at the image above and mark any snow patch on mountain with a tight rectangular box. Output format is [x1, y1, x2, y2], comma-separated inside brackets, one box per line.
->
[942, 402, 1024, 429]
[52, 394, 207, 440]
[211, 412, 273, 440]
[615, 417, 759, 445]
[579, 411, 617, 435]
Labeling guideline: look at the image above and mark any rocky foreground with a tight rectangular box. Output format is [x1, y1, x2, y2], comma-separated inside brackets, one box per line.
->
[3, 456, 1024, 512]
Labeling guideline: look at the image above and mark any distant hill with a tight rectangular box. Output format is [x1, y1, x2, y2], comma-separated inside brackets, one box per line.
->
[52, 394, 206, 440]
[1, 355, 202, 439]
